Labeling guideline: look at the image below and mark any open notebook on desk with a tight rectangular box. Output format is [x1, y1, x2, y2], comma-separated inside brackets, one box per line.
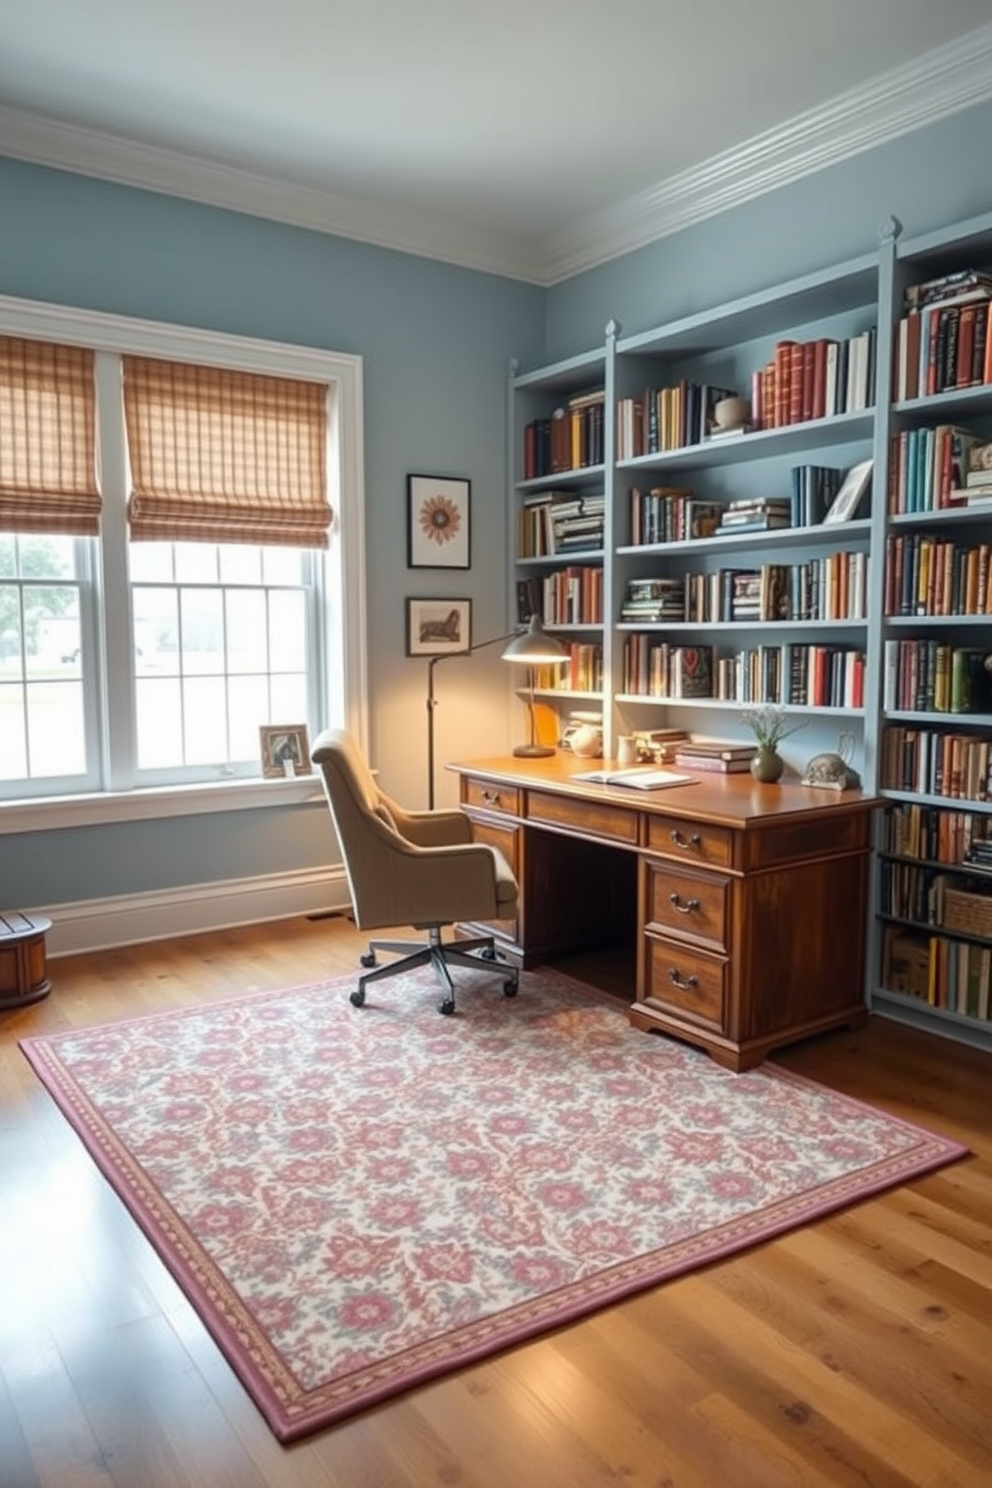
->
[571, 766, 699, 790]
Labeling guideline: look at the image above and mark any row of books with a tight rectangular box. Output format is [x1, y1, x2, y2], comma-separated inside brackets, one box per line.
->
[717, 645, 865, 710]
[627, 487, 720, 545]
[522, 388, 605, 479]
[882, 641, 992, 715]
[892, 292, 992, 403]
[515, 567, 603, 627]
[885, 424, 991, 514]
[880, 861, 992, 940]
[753, 330, 876, 429]
[621, 555, 867, 625]
[615, 383, 737, 460]
[881, 725, 992, 803]
[518, 491, 606, 557]
[878, 800, 992, 867]
[883, 533, 992, 617]
[881, 924, 992, 1019]
[621, 639, 866, 709]
[530, 644, 603, 693]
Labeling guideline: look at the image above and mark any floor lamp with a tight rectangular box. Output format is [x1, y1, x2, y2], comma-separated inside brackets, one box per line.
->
[425, 614, 567, 808]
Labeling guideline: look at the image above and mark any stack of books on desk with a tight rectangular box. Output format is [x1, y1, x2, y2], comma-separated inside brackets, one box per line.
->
[673, 739, 758, 773]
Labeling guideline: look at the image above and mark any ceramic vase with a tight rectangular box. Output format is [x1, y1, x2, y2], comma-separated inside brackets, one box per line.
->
[750, 747, 784, 783]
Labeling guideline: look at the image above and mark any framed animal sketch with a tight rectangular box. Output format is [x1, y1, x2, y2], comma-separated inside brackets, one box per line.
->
[405, 598, 472, 657]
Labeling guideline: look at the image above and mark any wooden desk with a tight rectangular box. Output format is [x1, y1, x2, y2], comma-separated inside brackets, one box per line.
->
[449, 755, 878, 1071]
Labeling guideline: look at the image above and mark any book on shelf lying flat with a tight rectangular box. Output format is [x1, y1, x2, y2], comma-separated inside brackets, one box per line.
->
[571, 766, 698, 790]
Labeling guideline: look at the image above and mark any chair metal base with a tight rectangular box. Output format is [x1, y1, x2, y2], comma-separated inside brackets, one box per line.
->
[352, 925, 518, 1014]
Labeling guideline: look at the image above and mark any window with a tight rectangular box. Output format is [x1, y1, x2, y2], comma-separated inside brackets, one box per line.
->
[0, 295, 366, 819]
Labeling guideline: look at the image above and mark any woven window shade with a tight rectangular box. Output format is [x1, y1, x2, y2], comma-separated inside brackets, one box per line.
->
[0, 336, 101, 535]
[123, 356, 331, 547]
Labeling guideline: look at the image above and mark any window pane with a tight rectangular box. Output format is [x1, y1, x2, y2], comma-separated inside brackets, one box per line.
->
[269, 590, 306, 672]
[136, 677, 183, 767]
[0, 536, 14, 579]
[262, 547, 305, 585]
[182, 677, 228, 764]
[129, 543, 175, 584]
[180, 589, 224, 675]
[219, 545, 261, 585]
[0, 584, 23, 674]
[228, 674, 269, 760]
[134, 587, 179, 674]
[26, 681, 86, 775]
[270, 674, 308, 721]
[28, 586, 79, 676]
[0, 685, 27, 777]
[226, 590, 267, 674]
[174, 543, 218, 584]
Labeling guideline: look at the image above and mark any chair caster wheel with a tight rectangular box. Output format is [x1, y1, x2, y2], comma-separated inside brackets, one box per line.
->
[478, 945, 497, 961]
[359, 952, 376, 968]
[438, 997, 456, 1016]
[350, 988, 366, 1008]
[503, 979, 518, 997]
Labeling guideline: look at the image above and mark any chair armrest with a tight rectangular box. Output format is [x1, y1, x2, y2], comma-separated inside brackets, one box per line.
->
[379, 792, 473, 847]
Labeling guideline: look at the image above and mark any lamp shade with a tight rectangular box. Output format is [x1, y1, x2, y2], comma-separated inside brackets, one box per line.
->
[500, 614, 568, 666]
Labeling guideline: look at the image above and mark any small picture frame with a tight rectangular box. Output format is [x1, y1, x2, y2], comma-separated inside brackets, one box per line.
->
[406, 598, 471, 657]
[260, 724, 312, 779]
[823, 458, 873, 525]
[407, 474, 471, 569]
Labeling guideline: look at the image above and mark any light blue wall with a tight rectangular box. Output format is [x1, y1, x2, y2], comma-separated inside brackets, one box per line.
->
[2, 92, 990, 921]
[0, 158, 544, 911]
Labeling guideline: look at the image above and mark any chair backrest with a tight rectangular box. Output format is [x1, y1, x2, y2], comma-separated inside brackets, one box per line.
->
[310, 729, 405, 926]
[311, 727, 514, 932]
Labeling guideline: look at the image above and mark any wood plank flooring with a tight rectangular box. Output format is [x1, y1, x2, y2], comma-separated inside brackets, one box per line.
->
[1, 915, 990, 1487]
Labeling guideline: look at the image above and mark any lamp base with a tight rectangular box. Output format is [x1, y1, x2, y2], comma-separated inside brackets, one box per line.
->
[513, 743, 555, 758]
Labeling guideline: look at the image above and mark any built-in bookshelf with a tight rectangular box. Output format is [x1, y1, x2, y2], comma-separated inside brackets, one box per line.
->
[509, 206, 992, 1054]
[868, 209, 992, 1054]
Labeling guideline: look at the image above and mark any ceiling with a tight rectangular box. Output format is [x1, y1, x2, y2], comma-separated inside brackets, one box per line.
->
[2, 1, 992, 283]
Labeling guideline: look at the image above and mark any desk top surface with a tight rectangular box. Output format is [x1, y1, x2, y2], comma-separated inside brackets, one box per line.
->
[448, 753, 879, 829]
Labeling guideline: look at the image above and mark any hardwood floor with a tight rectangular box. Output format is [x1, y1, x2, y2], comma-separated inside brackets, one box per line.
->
[2, 915, 990, 1488]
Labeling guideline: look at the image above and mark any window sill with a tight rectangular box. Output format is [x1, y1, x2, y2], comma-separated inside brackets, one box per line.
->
[0, 775, 325, 835]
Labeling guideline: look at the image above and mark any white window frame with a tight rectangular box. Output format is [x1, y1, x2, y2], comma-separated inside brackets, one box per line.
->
[0, 293, 368, 834]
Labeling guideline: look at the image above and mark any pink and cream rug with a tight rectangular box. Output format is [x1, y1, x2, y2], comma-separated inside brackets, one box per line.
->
[20, 966, 966, 1442]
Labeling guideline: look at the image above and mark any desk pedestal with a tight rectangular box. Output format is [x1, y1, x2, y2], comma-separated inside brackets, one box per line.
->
[454, 757, 876, 1071]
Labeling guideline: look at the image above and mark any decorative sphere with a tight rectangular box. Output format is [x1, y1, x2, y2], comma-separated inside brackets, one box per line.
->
[713, 396, 750, 430]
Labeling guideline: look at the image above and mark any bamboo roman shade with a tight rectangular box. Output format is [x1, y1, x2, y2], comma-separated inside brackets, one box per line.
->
[123, 356, 331, 547]
[0, 335, 102, 535]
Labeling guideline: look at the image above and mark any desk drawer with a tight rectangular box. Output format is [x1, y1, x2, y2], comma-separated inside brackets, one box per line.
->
[463, 779, 521, 817]
[646, 813, 733, 869]
[645, 862, 729, 950]
[527, 790, 639, 847]
[642, 938, 727, 1030]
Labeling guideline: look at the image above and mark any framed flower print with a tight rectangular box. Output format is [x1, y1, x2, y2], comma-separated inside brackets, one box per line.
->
[407, 474, 471, 569]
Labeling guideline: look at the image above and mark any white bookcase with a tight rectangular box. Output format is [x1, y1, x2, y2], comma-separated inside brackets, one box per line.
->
[509, 209, 992, 1054]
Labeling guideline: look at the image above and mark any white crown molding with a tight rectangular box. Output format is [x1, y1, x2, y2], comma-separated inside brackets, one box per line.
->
[3, 21, 992, 287]
[0, 104, 546, 285]
[542, 21, 992, 284]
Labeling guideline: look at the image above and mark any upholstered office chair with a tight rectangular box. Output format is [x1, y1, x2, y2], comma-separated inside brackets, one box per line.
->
[311, 727, 519, 1014]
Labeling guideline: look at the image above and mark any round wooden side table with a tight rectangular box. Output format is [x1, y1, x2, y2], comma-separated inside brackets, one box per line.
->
[0, 912, 53, 1009]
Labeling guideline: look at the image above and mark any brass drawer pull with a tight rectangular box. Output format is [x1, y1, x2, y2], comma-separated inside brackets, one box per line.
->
[670, 828, 701, 850]
[481, 789, 502, 808]
[668, 967, 699, 991]
[669, 892, 700, 914]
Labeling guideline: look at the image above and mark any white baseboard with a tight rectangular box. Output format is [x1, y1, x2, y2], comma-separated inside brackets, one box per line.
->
[38, 866, 353, 958]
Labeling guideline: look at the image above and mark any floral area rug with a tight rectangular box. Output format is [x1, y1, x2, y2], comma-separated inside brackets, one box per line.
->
[20, 965, 966, 1442]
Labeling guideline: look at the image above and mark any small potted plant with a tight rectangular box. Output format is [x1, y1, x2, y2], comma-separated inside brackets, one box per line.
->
[741, 705, 807, 782]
